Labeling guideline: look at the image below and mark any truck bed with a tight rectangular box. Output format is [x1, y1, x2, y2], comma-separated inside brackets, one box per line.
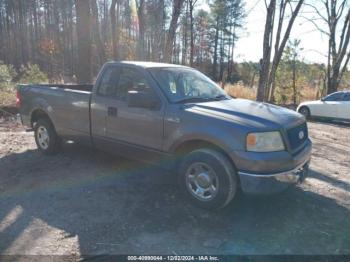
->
[22, 84, 94, 92]
[18, 84, 93, 141]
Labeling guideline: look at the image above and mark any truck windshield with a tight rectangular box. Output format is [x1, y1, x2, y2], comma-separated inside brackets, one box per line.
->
[148, 68, 230, 103]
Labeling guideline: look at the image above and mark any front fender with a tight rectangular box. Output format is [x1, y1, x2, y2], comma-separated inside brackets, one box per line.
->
[165, 116, 247, 155]
[168, 133, 236, 155]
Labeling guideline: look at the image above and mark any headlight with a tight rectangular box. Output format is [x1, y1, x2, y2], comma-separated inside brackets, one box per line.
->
[246, 131, 285, 152]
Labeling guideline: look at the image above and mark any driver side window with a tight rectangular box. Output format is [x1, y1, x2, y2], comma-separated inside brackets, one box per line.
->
[116, 67, 153, 101]
[97, 66, 153, 101]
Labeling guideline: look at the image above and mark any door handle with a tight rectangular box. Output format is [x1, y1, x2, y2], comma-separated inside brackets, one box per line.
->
[107, 106, 118, 117]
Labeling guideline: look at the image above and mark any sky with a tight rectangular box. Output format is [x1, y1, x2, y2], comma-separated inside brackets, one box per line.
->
[199, 0, 330, 64]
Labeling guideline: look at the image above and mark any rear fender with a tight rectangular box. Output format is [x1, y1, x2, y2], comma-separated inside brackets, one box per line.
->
[30, 98, 55, 128]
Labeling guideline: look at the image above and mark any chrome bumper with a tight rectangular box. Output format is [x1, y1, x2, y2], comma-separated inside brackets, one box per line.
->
[238, 159, 310, 194]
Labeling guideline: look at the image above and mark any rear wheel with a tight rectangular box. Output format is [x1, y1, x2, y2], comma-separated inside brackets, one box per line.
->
[299, 106, 310, 119]
[34, 118, 61, 155]
[178, 149, 237, 210]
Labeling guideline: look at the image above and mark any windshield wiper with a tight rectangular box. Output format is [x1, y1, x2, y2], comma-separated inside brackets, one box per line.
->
[174, 97, 212, 104]
[213, 94, 229, 100]
[174, 94, 230, 104]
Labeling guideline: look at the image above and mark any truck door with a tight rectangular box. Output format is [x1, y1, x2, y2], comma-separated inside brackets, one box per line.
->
[91, 65, 165, 153]
[90, 66, 120, 141]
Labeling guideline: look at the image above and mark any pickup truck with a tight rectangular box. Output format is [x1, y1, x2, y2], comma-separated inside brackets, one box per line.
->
[17, 61, 312, 209]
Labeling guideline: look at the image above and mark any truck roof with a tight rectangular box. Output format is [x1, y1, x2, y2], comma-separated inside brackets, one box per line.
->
[105, 61, 190, 69]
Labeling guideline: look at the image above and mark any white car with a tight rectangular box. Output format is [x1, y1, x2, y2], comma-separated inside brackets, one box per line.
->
[297, 91, 350, 121]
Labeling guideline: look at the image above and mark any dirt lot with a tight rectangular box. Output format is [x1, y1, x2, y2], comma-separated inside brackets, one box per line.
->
[0, 119, 349, 256]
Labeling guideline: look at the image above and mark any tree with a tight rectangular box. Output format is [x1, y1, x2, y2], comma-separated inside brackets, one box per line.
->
[188, 0, 198, 66]
[257, 0, 304, 102]
[225, 0, 245, 82]
[164, 0, 185, 62]
[193, 9, 212, 73]
[110, 0, 119, 60]
[75, 0, 92, 83]
[306, 0, 350, 94]
[0, 0, 247, 83]
[237, 62, 259, 87]
[180, 4, 189, 65]
[147, 0, 166, 61]
[275, 39, 304, 104]
[288, 39, 303, 105]
[210, 0, 245, 82]
[91, 0, 106, 70]
[135, 0, 146, 60]
[211, 0, 226, 81]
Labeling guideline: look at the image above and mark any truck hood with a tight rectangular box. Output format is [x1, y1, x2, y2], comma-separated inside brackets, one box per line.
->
[188, 98, 305, 130]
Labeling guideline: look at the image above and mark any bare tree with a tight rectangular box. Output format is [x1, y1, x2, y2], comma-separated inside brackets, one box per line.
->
[307, 0, 350, 94]
[164, 0, 185, 63]
[91, 0, 106, 68]
[189, 0, 198, 66]
[181, 2, 189, 65]
[136, 0, 146, 60]
[110, 0, 119, 60]
[257, 0, 304, 102]
[212, 15, 220, 80]
[75, 0, 92, 83]
[0, 0, 247, 81]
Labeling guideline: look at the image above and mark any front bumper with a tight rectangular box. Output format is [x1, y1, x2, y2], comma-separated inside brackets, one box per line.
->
[234, 139, 312, 195]
[238, 159, 310, 194]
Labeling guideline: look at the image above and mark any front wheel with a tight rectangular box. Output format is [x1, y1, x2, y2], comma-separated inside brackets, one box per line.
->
[178, 149, 237, 210]
[34, 118, 61, 155]
[298, 106, 310, 119]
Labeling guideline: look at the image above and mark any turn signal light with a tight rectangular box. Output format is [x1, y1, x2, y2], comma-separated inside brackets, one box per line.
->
[246, 133, 257, 146]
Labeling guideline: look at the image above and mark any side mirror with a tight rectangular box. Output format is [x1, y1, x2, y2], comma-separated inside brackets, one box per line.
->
[127, 90, 160, 110]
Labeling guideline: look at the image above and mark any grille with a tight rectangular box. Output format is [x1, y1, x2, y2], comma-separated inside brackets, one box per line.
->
[287, 122, 308, 151]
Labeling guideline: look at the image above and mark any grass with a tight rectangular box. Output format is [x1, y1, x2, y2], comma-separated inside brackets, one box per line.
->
[222, 82, 319, 104]
[223, 83, 257, 100]
[299, 85, 319, 102]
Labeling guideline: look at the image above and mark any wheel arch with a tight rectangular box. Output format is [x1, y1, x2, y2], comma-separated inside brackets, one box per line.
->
[31, 108, 54, 128]
[298, 105, 311, 115]
[173, 139, 238, 174]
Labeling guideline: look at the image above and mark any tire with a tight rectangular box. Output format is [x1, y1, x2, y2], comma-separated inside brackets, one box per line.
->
[298, 106, 310, 119]
[34, 118, 61, 155]
[178, 148, 237, 210]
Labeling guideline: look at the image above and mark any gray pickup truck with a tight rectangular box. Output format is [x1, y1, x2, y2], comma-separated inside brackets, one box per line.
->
[18, 61, 312, 209]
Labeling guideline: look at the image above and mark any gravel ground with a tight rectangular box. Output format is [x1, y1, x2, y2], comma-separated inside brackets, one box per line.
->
[0, 119, 349, 256]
